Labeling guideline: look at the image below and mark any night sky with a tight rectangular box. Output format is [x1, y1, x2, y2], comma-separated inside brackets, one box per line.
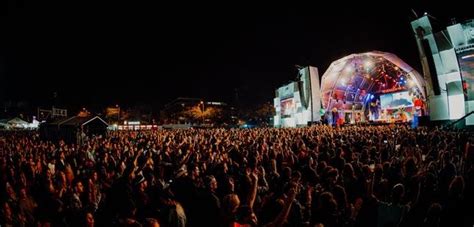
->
[2, 1, 472, 113]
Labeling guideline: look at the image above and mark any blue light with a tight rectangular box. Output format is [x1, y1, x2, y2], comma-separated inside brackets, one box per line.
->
[365, 94, 373, 102]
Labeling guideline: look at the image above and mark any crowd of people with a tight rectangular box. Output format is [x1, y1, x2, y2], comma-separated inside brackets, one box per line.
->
[1, 124, 473, 226]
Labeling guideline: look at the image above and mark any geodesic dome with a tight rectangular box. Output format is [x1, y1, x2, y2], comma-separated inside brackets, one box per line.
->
[320, 51, 425, 112]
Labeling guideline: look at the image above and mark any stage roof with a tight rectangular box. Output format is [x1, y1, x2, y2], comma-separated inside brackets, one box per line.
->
[320, 51, 425, 112]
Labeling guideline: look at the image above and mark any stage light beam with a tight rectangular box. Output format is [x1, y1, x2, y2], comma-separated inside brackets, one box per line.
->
[364, 59, 373, 69]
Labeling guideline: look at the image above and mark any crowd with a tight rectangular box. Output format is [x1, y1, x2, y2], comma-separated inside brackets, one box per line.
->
[0, 124, 473, 227]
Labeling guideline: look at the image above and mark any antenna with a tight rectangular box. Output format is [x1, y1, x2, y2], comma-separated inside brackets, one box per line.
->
[426, 13, 439, 22]
[410, 9, 418, 18]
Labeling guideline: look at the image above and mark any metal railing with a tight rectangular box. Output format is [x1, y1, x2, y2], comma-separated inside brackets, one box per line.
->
[445, 111, 474, 128]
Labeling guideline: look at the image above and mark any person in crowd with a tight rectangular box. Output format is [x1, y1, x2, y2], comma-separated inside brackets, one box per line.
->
[0, 125, 472, 227]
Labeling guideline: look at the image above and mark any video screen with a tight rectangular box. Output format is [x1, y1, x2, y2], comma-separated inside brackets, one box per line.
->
[380, 91, 413, 110]
[457, 48, 474, 101]
[280, 98, 294, 117]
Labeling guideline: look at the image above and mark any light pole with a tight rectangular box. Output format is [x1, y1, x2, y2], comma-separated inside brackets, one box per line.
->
[116, 104, 120, 124]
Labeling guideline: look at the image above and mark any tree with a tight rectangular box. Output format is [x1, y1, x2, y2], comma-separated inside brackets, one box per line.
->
[235, 102, 275, 127]
[183, 105, 222, 124]
[255, 102, 275, 120]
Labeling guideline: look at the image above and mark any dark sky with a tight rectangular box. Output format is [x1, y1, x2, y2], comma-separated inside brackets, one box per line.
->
[2, 1, 472, 112]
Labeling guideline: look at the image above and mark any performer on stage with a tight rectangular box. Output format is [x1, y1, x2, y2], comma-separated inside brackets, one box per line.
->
[412, 95, 422, 128]
[332, 107, 338, 126]
[369, 99, 380, 121]
[380, 109, 388, 122]
[413, 95, 423, 115]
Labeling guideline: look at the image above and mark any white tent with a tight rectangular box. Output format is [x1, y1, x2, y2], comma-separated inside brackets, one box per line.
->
[7, 117, 30, 129]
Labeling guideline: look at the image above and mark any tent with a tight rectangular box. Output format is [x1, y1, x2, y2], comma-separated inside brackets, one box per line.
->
[8, 117, 29, 128]
[40, 116, 108, 144]
[0, 117, 29, 129]
[0, 119, 8, 129]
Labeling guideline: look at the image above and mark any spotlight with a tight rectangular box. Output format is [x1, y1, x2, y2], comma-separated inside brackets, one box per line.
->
[340, 78, 346, 85]
[364, 59, 373, 69]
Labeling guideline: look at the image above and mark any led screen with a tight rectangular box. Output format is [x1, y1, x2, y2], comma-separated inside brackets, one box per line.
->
[280, 98, 294, 117]
[380, 91, 413, 110]
[457, 49, 474, 100]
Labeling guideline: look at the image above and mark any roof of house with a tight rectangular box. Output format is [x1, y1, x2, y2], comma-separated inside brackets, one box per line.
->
[47, 116, 108, 127]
